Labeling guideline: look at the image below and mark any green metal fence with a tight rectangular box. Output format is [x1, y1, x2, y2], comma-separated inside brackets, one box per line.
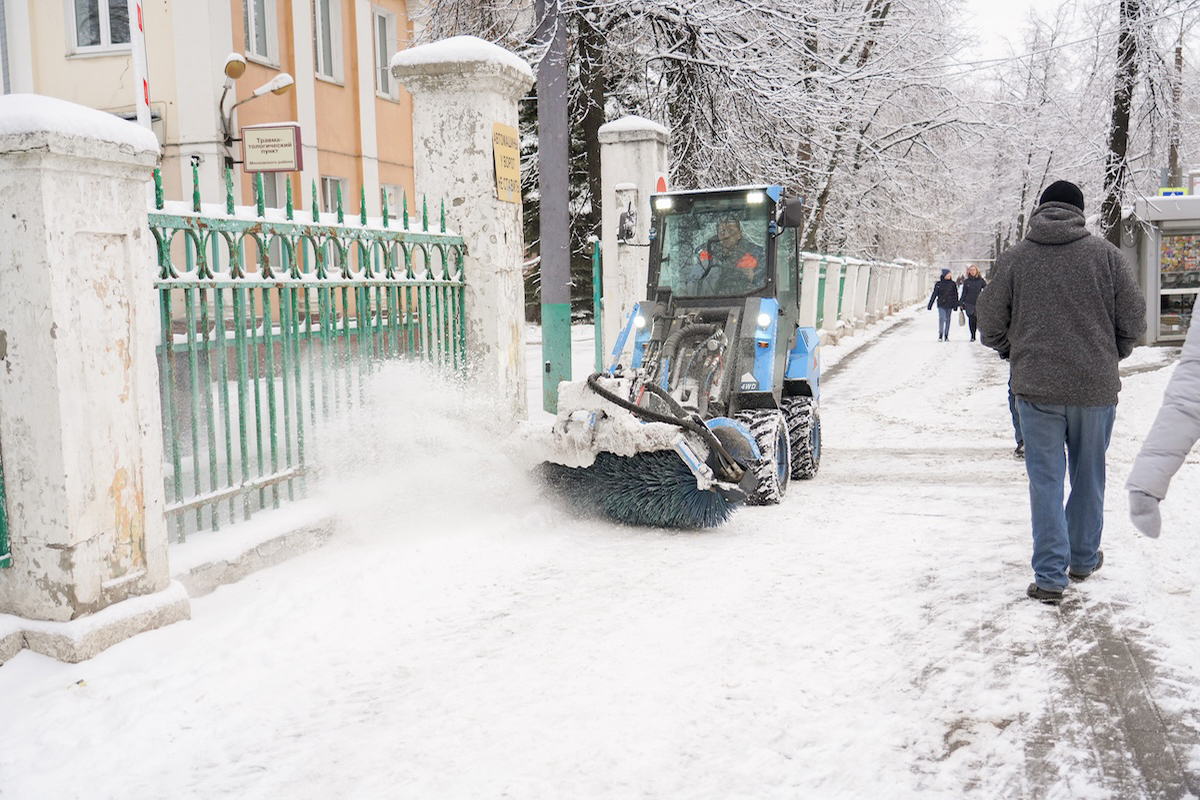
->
[150, 167, 466, 541]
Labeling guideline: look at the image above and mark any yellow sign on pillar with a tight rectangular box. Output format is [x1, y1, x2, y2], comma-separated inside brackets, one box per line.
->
[492, 122, 521, 204]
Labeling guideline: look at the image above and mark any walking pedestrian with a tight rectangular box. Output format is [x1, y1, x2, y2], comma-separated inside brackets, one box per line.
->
[976, 180, 1146, 604]
[1125, 319, 1200, 538]
[927, 268, 959, 342]
[959, 264, 987, 342]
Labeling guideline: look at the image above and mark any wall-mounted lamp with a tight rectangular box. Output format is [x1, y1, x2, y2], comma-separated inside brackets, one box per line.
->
[218, 53, 294, 169]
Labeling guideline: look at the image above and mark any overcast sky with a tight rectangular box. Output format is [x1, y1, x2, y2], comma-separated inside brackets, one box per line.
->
[958, 0, 1060, 61]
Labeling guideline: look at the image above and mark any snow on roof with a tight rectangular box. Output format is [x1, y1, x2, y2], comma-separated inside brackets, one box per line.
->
[391, 35, 533, 80]
[0, 94, 159, 155]
[599, 116, 670, 136]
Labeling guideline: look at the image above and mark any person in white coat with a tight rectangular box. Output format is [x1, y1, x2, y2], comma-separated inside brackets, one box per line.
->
[1126, 319, 1200, 537]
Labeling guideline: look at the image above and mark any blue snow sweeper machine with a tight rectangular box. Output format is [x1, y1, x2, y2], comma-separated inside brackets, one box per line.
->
[528, 185, 822, 529]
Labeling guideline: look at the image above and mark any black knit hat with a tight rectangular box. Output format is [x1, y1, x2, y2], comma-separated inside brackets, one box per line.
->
[1039, 180, 1085, 211]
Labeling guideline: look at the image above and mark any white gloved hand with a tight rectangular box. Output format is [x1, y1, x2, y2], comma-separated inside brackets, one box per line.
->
[1128, 490, 1162, 539]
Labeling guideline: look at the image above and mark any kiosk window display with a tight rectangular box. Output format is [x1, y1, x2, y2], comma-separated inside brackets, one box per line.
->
[1158, 233, 1199, 339]
[1132, 193, 1200, 344]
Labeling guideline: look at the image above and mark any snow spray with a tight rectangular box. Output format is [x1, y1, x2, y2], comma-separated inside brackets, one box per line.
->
[308, 361, 545, 540]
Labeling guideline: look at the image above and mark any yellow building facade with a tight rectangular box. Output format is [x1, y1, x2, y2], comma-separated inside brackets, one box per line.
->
[0, 0, 418, 215]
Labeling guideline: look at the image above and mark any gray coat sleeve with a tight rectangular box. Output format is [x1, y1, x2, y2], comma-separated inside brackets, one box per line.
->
[1111, 250, 1147, 359]
[1125, 321, 1200, 499]
[975, 262, 1011, 357]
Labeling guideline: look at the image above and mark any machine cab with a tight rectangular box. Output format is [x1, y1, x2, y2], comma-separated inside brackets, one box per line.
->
[647, 185, 801, 309]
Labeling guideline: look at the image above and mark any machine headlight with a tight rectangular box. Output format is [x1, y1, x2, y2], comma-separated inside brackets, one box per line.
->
[634, 314, 647, 329]
[746, 191, 765, 205]
[653, 197, 674, 211]
[757, 312, 772, 329]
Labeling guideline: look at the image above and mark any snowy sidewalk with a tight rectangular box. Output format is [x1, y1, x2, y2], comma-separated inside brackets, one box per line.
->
[1, 310, 1198, 799]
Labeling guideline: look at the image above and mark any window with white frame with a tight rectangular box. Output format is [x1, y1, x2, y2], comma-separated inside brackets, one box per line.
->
[69, 0, 130, 53]
[242, 0, 277, 64]
[372, 7, 398, 99]
[320, 176, 349, 215]
[312, 0, 342, 82]
[381, 183, 401, 219]
[257, 173, 287, 269]
[320, 176, 349, 269]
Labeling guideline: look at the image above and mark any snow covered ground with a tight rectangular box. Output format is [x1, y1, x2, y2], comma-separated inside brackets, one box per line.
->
[2, 307, 1199, 799]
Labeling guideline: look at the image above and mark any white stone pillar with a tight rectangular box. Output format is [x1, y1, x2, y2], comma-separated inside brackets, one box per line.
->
[839, 260, 859, 332]
[865, 264, 883, 323]
[392, 37, 534, 424]
[798, 255, 821, 328]
[883, 267, 899, 314]
[598, 117, 670, 361]
[852, 262, 870, 327]
[821, 258, 844, 342]
[0, 96, 188, 659]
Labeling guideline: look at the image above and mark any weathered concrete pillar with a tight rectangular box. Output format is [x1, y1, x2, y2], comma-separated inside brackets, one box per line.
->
[392, 37, 534, 423]
[820, 258, 844, 342]
[0, 95, 189, 662]
[839, 260, 859, 332]
[890, 265, 905, 311]
[799, 255, 821, 328]
[598, 117, 670, 361]
[865, 264, 884, 323]
[851, 261, 870, 327]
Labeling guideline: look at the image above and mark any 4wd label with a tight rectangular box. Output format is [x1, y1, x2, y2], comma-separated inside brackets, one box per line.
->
[739, 372, 758, 391]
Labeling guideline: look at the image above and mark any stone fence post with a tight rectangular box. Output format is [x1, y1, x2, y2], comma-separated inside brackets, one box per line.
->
[392, 37, 534, 424]
[865, 264, 884, 322]
[839, 260, 859, 332]
[820, 258, 844, 342]
[598, 117, 670, 359]
[0, 95, 189, 663]
[799, 255, 821, 328]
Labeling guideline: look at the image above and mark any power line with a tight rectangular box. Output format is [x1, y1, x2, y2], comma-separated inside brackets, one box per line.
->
[936, 0, 1200, 79]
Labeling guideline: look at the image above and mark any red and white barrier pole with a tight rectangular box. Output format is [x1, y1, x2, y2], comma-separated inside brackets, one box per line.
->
[127, 0, 151, 130]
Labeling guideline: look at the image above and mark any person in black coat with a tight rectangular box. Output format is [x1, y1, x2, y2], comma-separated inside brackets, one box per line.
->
[958, 264, 987, 342]
[926, 268, 959, 341]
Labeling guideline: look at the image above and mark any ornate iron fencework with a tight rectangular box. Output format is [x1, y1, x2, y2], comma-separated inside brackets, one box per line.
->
[149, 167, 466, 541]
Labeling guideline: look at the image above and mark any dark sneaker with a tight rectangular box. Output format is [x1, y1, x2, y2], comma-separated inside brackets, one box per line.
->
[1068, 550, 1104, 582]
[1013, 442, 1025, 460]
[1027, 583, 1064, 604]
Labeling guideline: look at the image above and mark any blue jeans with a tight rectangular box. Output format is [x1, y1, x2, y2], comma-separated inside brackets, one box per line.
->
[1016, 399, 1115, 591]
[1007, 377, 1022, 445]
[937, 307, 952, 339]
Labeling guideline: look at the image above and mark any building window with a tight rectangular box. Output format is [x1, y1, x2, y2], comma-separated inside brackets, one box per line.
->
[381, 183, 401, 218]
[313, 0, 342, 82]
[372, 7, 398, 99]
[320, 176, 349, 215]
[242, 0, 277, 64]
[70, 0, 130, 52]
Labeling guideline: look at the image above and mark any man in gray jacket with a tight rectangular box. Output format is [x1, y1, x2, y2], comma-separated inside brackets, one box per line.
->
[977, 180, 1146, 604]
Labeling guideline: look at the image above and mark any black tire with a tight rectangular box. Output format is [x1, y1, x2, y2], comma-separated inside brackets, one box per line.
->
[782, 396, 821, 479]
[732, 409, 791, 505]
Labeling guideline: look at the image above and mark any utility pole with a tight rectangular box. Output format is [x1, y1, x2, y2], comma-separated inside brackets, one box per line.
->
[1169, 37, 1184, 188]
[535, 0, 571, 413]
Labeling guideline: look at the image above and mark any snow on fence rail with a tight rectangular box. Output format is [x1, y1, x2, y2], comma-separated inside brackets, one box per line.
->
[148, 166, 466, 541]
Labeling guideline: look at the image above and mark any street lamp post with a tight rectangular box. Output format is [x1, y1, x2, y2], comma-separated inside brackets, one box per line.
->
[217, 53, 294, 171]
